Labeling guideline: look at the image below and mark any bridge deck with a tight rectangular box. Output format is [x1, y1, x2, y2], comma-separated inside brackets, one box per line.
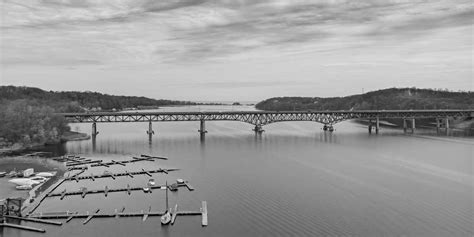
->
[59, 110, 474, 125]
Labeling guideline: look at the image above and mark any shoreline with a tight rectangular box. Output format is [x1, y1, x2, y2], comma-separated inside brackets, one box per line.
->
[0, 131, 89, 156]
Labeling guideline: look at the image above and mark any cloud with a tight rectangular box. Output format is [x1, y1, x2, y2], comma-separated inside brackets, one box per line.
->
[1, 0, 473, 65]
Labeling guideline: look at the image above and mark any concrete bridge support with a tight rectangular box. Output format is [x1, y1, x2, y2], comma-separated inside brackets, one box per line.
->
[323, 124, 334, 132]
[402, 119, 415, 134]
[253, 125, 264, 134]
[375, 117, 380, 134]
[92, 122, 99, 151]
[198, 119, 207, 139]
[436, 118, 441, 134]
[368, 118, 380, 134]
[403, 119, 407, 133]
[445, 117, 450, 136]
[92, 122, 99, 140]
[146, 121, 154, 141]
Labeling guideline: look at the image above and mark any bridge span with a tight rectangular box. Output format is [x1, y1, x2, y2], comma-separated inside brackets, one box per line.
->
[60, 110, 473, 139]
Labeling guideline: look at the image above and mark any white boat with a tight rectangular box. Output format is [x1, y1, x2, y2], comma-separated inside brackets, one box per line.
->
[148, 179, 155, 186]
[143, 187, 151, 193]
[16, 184, 33, 190]
[9, 178, 41, 186]
[29, 176, 48, 183]
[35, 172, 55, 177]
[176, 179, 184, 184]
[161, 181, 172, 225]
[23, 168, 34, 178]
[0, 172, 6, 177]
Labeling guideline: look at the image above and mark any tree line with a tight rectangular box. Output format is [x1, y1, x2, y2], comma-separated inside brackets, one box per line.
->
[255, 88, 474, 111]
[0, 86, 198, 111]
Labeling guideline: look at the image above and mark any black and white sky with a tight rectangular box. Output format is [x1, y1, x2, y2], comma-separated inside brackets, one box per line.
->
[1, 0, 472, 101]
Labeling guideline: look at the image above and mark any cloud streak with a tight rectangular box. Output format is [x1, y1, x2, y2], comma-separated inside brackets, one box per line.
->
[1, 0, 472, 65]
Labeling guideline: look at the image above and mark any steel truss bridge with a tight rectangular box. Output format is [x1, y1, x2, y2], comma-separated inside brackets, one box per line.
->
[60, 110, 473, 133]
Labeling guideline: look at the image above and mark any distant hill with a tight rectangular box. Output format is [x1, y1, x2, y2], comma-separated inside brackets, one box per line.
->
[0, 86, 197, 112]
[255, 88, 474, 111]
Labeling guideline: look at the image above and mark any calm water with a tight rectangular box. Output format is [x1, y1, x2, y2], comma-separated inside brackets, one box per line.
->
[3, 106, 473, 237]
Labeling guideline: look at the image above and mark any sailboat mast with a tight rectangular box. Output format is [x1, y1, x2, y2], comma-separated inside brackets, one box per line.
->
[165, 181, 169, 210]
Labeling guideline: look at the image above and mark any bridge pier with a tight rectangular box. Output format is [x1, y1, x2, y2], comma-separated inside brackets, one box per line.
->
[92, 122, 99, 139]
[198, 119, 207, 139]
[146, 121, 154, 141]
[375, 117, 380, 134]
[323, 124, 334, 132]
[411, 118, 416, 134]
[91, 122, 99, 152]
[253, 125, 264, 134]
[436, 118, 441, 134]
[445, 117, 450, 136]
[368, 120, 373, 134]
[403, 119, 407, 133]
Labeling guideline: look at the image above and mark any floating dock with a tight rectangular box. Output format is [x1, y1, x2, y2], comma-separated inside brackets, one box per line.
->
[90, 157, 156, 167]
[66, 160, 103, 167]
[0, 222, 46, 233]
[28, 201, 208, 226]
[63, 168, 179, 181]
[47, 182, 194, 199]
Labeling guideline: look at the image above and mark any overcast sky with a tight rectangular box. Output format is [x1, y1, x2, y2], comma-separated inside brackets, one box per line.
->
[1, 0, 472, 101]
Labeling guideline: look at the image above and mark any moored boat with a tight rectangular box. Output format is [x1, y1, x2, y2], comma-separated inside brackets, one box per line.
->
[161, 181, 172, 225]
[169, 183, 178, 192]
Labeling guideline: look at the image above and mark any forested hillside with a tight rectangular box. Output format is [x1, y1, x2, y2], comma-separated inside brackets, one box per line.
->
[256, 88, 474, 111]
[0, 86, 197, 111]
[0, 86, 196, 148]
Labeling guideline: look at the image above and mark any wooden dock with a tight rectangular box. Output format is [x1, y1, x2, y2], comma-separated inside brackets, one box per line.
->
[66, 160, 103, 167]
[28, 201, 208, 226]
[90, 157, 156, 167]
[47, 182, 194, 199]
[0, 222, 46, 233]
[63, 168, 179, 181]
[201, 201, 208, 226]
[4, 215, 63, 226]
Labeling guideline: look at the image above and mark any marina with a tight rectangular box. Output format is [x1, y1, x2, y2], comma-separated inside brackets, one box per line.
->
[1, 151, 207, 235]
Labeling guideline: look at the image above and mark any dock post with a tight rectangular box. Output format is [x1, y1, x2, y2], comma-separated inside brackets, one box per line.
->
[198, 119, 207, 139]
[368, 120, 372, 134]
[403, 119, 407, 133]
[411, 118, 416, 134]
[445, 117, 450, 136]
[375, 117, 380, 134]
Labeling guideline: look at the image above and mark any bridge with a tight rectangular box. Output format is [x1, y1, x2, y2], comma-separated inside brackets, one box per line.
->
[60, 110, 474, 139]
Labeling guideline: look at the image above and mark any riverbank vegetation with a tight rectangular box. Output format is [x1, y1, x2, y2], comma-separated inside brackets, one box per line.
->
[256, 88, 474, 132]
[0, 85, 199, 150]
[0, 99, 70, 149]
